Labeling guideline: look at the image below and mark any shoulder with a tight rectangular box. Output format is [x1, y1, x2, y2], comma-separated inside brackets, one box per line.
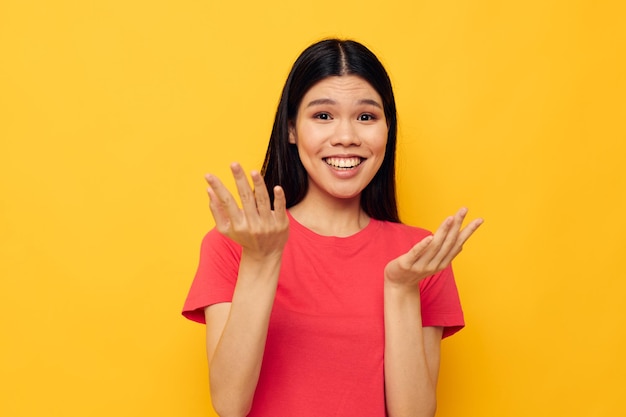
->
[198, 228, 242, 264]
[200, 228, 241, 269]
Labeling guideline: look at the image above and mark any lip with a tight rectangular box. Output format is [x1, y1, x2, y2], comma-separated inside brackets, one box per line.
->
[323, 156, 366, 179]
[322, 154, 367, 163]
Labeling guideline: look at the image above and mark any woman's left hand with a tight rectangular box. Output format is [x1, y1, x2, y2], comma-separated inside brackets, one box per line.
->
[384, 208, 483, 288]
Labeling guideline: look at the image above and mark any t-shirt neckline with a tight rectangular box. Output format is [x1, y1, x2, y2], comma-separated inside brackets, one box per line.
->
[286, 210, 381, 246]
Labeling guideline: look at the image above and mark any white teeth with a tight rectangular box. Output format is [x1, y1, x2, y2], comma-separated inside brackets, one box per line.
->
[324, 157, 362, 169]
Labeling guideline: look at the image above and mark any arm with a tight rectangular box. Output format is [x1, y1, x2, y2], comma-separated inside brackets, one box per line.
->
[384, 284, 442, 417]
[383, 208, 483, 417]
[203, 163, 289, 417]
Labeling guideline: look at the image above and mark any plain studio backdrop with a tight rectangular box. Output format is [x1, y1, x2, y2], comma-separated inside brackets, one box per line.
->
[1, 1, 624, 416]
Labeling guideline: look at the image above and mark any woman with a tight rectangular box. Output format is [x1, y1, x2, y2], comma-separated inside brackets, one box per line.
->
[183, 39, 483, 417]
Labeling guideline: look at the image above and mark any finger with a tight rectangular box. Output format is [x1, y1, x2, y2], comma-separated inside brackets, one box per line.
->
[272, 185, 288, 224]
[230, 162, 259, 222]
[457, 217, 484, 247]
[453, 207, 469, 225]
[250, 170, 272, 220]
[420, 215, 454, 263]
[207, 186, 231, 234]
[205, 173, 242, 224]
[429, 208, 467, 266]
[438, 216, 484, 267]
[405, 235, 434, 264]
[445, 209, 481, 253]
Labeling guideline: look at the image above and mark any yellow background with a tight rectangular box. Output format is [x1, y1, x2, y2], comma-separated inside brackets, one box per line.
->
[1, 1, 624, 416]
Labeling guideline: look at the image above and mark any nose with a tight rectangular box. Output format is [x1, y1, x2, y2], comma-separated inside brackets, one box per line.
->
[330, 119, 361, 147]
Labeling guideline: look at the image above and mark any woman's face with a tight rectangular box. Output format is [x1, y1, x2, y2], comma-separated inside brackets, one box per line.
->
[289, 75, 388, 204]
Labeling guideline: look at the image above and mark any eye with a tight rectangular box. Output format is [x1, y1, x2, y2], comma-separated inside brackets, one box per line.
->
[314, 112, 332, 120]
[358, 113, 376, 121]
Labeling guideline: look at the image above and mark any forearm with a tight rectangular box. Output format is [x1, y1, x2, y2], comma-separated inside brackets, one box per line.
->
[384, 283, 437, 417]
[208, 252, 282, 417]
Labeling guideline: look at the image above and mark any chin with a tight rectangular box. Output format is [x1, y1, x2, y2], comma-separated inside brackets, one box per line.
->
[329, 189, 364, 200]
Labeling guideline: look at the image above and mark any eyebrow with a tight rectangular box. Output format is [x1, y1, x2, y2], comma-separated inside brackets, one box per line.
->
[305, 98, 383, 109]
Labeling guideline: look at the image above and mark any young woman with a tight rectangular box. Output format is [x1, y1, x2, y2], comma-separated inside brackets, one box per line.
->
[183, 39, 483, 417]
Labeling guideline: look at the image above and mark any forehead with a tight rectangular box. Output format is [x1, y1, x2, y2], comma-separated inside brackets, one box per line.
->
[301, 75, 382, 104]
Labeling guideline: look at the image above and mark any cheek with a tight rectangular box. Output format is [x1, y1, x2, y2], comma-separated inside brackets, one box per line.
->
[369, 131, 389, 173]
[295, 124, 324, 152]
[369, 128, 388, 154]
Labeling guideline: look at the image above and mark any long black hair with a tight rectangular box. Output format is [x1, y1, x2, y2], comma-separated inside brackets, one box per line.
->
[261, 39, 400, 222]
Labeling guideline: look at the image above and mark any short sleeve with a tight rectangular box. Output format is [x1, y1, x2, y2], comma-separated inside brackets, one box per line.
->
[181, 228, 242, 324]
[419, 264, 465, 338]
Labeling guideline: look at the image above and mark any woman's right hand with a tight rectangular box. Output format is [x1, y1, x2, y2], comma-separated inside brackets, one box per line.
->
[205, 162, 289, 260]
[204, 163, 288, 417]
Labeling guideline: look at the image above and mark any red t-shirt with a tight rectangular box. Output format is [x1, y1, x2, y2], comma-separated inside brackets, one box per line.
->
[183, 212, 464, 416]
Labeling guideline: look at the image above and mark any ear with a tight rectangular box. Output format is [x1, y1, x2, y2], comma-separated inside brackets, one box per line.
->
[288, 122, 296, 144]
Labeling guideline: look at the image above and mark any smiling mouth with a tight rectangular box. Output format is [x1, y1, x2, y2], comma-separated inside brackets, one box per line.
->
[324, 157, 364, 170]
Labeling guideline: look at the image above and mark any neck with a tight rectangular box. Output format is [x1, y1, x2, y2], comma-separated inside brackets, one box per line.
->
[288, 194, 370, 237]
